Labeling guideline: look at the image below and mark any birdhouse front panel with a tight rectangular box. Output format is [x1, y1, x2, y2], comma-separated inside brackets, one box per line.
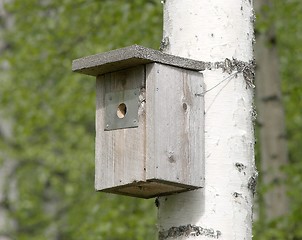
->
[95, 65, 146, 194]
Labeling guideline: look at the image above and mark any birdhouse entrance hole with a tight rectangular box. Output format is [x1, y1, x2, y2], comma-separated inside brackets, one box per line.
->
[117, 103, 127, 119]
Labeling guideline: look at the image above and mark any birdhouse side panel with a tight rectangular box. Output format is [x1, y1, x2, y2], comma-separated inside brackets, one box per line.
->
[95, 66, 146, 191]
[146, 63, 204, 188]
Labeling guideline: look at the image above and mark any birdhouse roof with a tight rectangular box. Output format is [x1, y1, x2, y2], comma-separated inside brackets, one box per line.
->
[72, 45, 205, 76]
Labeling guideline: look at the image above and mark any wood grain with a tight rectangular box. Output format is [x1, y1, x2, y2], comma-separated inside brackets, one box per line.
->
[146, 63, 204, 188]
[95, 63, 204, 197]
[95, 66, 146, 190]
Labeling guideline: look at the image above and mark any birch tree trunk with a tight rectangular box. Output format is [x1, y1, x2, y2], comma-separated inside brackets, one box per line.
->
[157, 1, 256, 239]
[254, 0, 288, 219]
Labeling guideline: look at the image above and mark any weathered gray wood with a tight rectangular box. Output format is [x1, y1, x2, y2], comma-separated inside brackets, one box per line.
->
[146, 63, 204, 188]
[94, 62, 204, 198]
[72, 45, 205, 76]
[95, 66, 146, 190]
[95, 63, 205, 198]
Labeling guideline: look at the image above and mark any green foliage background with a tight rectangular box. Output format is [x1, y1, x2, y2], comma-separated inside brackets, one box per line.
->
[0, 0, 161, 239]
[0, 0, 301, 239]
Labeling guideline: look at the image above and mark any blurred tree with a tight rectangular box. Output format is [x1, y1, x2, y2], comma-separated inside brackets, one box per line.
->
[0, 1, 17, 239]
[254, 0, 302, 239]
[0, 0, 162, 239]
[254, 0, 288, 220]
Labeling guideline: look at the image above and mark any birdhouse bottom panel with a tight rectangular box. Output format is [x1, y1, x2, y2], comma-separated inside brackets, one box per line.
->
[98, 179, 199, 199]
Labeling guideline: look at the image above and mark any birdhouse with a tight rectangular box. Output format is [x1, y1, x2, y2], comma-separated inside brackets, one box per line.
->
[72, 45, 205, 198]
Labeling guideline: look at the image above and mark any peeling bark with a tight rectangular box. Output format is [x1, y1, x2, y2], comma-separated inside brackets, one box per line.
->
[159, 224, 221, 239]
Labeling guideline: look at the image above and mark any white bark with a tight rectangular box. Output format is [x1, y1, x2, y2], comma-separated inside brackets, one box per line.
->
[158, 1, 256, 239]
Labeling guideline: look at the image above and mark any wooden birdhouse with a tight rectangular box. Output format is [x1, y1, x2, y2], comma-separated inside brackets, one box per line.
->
[72, 45, 205, 198]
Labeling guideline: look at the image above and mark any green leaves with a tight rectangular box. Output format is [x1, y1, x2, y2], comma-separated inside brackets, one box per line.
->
[1, 0, 161, 239]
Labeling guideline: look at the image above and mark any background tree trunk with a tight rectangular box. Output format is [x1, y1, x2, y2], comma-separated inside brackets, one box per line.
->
[157, 1, 256, 239]
[254, 0, 289, 220]
[0, 2, 17, 239]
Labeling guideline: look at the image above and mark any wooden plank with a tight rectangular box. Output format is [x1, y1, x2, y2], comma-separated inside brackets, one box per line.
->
[146, 63, 204, 188]
[95, 66, 146, 190]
